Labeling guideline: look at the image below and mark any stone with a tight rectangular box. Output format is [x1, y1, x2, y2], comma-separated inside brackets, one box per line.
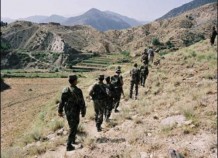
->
[161, 115, 186, 126]
[184, 120, 192, 125]
[140, 152, 149, 158]
[56, 128, 64, 136]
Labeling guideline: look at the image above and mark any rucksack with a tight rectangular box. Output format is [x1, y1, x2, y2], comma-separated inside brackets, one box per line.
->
[131, 68, 140, 82]
[111, 75, 122, 88]
[90, 83, 107, 100]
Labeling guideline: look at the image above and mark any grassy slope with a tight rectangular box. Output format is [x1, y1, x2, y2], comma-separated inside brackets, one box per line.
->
[1, 40, 217, 157]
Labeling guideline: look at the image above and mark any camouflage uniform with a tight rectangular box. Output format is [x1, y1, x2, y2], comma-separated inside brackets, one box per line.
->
[58, 75, 86, 151]
[141, 51, 149, 65]
[130, 64, 140, 99]
[89, 75, 107, 131]
[105, 76, 115, 121]
[111, 68, 124, 112]
[140, 65, 149, 87]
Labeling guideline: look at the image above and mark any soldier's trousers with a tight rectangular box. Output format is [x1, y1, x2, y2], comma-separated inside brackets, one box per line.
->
[66, 113, 80, 145]
[113, 93, 121, 110]
[130, 81, 139, 98]
[140, 74, 148, 87]
[93, 100, 105, 128]
[105, 98, 113, 119]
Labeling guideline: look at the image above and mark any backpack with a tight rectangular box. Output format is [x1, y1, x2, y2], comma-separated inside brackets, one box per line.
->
[111, 75, 122, 88]
[91, 83, 107, 100]
[131, 68, 140, 82]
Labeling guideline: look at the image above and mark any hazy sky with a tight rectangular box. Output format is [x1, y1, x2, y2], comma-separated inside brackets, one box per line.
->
[2, 0, 192, 21]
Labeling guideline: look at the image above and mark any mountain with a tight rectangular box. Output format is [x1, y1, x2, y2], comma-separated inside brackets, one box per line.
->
[1, 17, 15, 23]
[104, 11, 145, 27]
[20, 15, 48, 23]
[1, 3, 217, 69]
[158, 0, 217, 20]
[63, 8, 131, 31]
[40, 15, 67, 23]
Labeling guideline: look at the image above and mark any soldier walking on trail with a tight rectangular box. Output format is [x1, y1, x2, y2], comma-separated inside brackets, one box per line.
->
[89, 75, 108, 132]
[140, 64, 149, 87]
[58, 75, 86, 151]
[104, 76, 115, 122]
[130, 63, 140, 100]
[147, 46, 155, 63]
[111, 66, 124, 113]
[141, 49, 149, 65]
[210, 26, 217, 46]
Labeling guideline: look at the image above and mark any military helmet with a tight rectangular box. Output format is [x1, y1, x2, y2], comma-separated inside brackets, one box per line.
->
[105, 76, 110, 82]
[68, 74, 77, 81]
[98, 75, 104, 80]
[116, 66, 121, 70]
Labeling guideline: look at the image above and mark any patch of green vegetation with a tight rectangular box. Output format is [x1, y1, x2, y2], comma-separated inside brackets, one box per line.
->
[152, 38, 161, 46]
[159, 51, 169, 56]
[121, 50, 130, 57]
[165, 40, 175, 49]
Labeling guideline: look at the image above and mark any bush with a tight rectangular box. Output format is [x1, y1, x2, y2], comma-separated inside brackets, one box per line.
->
[166, 40, 175, 49]
[152, 38, 161, 46]
[121, 50, 130, 57]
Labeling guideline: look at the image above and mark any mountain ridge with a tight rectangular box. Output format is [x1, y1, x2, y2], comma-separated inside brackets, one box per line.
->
[158, 0, 217, 20]
[1, 9, 144, 31]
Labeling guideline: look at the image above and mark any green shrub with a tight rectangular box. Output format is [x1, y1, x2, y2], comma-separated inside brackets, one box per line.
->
[152, 38, 161, 46]
[121, 50, 130, 57]
[166, 40, 175, 49]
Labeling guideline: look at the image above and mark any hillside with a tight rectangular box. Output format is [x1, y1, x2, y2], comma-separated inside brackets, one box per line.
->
[1, 39, 217, 157]
[158, 0, 217, 20]
[1, 3, 217, 70]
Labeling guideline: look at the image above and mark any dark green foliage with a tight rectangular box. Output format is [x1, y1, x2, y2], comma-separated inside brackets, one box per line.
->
[152, 38, 161, 46]
[166, 41, 175, 49]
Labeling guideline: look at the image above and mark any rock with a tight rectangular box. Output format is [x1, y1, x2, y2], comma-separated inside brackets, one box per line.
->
[63, 130, 68, 136]
[153, 114, 159, 120]
[46, 133, 56, 140]
[147, 133, 152, 137]
[184, 120, 192, 125]
[56, 128, 64, 136]
[140, 152, 149, 158]
[161, 115, 186, 126]
[190, 124, 196, 128]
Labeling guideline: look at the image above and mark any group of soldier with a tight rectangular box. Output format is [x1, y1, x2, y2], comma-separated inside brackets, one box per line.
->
[58, 47, 154, 151]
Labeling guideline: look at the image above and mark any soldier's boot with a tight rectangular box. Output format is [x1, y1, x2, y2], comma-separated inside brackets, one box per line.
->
[97, 126, 102, 132]
[114, 109, 119, 113]
[66, 143, 75, 151]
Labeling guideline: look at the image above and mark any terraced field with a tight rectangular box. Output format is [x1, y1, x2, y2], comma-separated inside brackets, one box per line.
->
[71, 53, 131, 72]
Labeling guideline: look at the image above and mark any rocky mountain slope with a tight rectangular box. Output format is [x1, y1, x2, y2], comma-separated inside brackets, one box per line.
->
[1, 3, 217, 69]
[158, 0, 217, 20]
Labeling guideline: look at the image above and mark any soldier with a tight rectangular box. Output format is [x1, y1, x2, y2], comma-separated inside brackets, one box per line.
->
[129, 63, 140, 99]
[89, 75, 107, 132]
[147, 46, 154, 63]
[210, 26, 217, 46]
[105, 76, 115, 122]
[141, 49, 149, 65]
[58, 74, 86, 151]
[111, 66, 124, 113]
[140, 64, 149, 87]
